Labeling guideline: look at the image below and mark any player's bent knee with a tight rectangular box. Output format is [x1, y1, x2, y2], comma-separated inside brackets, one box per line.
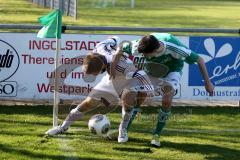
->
[137, 91, 148, 105]
[121, 89, 137, 108]
[162, 85, 175, 96]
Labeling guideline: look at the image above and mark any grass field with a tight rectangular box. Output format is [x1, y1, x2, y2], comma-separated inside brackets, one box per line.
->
[0, 0, 240, 35]
[0, 105, 240, 160]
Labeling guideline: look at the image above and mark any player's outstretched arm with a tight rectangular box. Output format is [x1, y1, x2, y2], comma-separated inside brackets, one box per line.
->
[109, 47, 123, 80]
[197, 56, 214, 96]
[109, 40, 132, 80]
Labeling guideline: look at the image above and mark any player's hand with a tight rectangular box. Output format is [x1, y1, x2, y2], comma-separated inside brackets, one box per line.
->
[205, 81, 214, 96]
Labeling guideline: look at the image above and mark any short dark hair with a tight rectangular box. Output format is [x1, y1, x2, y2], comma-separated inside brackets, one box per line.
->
[137, 35, 160, 54]
[83, 54, 105, 74]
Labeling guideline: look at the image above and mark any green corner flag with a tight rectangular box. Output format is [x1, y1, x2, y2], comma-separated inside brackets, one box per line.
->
[37, 9, 62, 127]
[37, 9, 62, 39]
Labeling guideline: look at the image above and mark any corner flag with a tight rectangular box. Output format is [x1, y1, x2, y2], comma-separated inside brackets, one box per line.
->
[37, 9, 62, 39]
[37, 9, 62, 127]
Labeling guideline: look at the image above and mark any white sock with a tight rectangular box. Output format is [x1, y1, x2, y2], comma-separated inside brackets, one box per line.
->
[119, 108, 133, 132]
[61, 108, 83, 130]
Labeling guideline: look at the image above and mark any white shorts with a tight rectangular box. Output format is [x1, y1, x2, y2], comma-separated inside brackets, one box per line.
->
[88, 72, 181, 105]
[163, 72, 181, 92]
[88, 74, 118, 105]
[149, 72, 181, 95]
[88, 74, 141, 105]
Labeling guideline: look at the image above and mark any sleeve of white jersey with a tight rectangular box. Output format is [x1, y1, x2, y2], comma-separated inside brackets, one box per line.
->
[95, 36, 120, 51]
[93, 36, 120, 63]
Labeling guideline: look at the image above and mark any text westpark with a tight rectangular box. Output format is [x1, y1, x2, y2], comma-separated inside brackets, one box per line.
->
[37, 83, 93, 95]
[29, 40, 100, 50]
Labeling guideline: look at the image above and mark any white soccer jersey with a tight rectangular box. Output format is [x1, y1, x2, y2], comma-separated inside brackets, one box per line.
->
[89, 37, 154, 104]
[92, 36, 153, 92]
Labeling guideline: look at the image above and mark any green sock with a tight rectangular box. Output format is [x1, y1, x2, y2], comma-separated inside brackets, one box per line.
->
[153, 108, 171, 136]
[127, 106, 140, 130]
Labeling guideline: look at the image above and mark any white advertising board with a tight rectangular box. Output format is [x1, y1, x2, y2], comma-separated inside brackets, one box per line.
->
[0, 33, 239, 101]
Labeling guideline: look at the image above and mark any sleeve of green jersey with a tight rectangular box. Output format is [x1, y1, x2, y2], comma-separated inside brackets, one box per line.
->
[151, 33, 200, 64]
[185, 51, 200, 64]
[167, 34, 200, 64]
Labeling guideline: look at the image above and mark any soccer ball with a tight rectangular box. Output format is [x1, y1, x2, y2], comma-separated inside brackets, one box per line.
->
[88, 114, 111, 136]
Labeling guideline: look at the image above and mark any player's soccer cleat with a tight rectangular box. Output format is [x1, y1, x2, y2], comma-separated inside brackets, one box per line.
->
[45, 126, 68, 136]
[118, 129, 128, 143]
[151, 134, 161, 147]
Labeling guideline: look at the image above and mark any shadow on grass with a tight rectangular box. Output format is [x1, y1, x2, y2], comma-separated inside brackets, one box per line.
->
[113, 147, 152, 153]
[139, 106, 240, 116]
[1, 105, 239, 116]
[0, 105, 52, 115]
[125, 137, 152, 148]
[162, 141, 240, 160]
[162, 129, 240, 140]
[0, 130, 45, 137]
[0, 143, 111, 160]
[0, 119, 51, 126]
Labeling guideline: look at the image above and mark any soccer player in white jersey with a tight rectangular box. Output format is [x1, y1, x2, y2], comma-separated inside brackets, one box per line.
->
[110, 33, 214, 147]
[45, 36, 154, 143]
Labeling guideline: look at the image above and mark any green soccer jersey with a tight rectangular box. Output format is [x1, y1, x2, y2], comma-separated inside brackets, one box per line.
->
[122, 33, 200, 78]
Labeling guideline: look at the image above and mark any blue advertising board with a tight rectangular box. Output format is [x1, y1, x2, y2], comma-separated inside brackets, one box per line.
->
[189, 37, 240, 86]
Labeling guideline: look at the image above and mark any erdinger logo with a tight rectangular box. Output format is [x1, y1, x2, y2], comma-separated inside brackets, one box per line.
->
[0, 40, 20, 82]
[198, 38, 232, 63]
[189, 37, 240, 86]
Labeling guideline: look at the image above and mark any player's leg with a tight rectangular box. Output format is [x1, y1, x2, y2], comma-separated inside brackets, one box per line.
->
[46, 97, 100, 135]
[126, 91, 147, 130]
[151, 85, 173, 147]
[46, 74, 119, 136]
[151, 72, 181, 147]
[118, 89, 137, 143]
[60, 74, 118, 131]
[125, 75, 158, 131]
[61, 97, 100, 129]
[126, 75, 160, 131]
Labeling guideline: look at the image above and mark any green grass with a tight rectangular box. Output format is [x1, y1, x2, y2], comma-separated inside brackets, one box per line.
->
[0, 0, 240, 35]
[0, 105, 240, 160]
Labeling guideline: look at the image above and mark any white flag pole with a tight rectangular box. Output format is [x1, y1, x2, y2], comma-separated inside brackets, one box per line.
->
[53, 10, 61, 127]
[53, 37, 60, 127]
[131, 0, 135, 8]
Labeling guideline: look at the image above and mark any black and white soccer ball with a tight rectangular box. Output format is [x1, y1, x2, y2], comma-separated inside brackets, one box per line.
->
[88, 114, 111, 136]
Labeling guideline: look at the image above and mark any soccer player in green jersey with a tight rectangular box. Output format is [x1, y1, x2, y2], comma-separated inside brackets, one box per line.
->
[110, 33, 214, 147]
